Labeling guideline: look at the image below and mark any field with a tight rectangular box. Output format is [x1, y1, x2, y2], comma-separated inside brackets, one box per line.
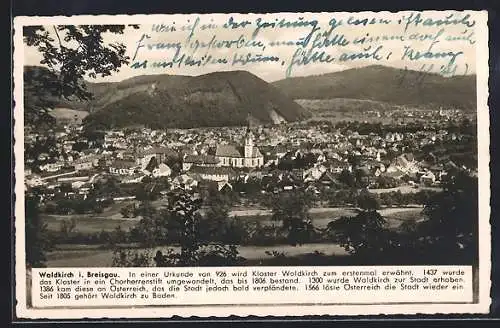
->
[48, 107, 89, 123]
[46, 243, 350, 267]
[43, 205, 424, 267]
[41, 201, 138, 233]
[42, 206, 424, 234]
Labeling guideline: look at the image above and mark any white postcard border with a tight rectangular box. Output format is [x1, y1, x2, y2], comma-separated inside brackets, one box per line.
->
[13, 11, 491, 319]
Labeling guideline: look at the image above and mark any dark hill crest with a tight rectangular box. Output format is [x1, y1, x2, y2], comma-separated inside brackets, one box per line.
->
[272, 65, 476, 111]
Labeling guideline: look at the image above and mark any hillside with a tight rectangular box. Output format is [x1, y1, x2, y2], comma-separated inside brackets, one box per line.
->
[43, 69, 310, 129]
[295, 98, 403, 113]
[61, 74, 194, 112]
[272, 65, 476, 111]
[48, 107, 89, 124]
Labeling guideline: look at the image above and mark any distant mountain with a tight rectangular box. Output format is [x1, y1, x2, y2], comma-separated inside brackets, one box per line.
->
[32, 68, 310, 129]
[272, 65, 476, 111]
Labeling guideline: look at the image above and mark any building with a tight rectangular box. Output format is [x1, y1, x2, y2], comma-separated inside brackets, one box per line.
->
[73, 155, 100, 171]
[152, 163, 172, 178]
[182, 154, 219, 171]
[109, 160, 139, 175]
[189, 166, 235, 182]
[137, 146, 178, 168]
[215, 128, 264, 168]
[420, 171, 436, 185]
[171, 174, 199, 190]
[40, 162, 63, 173]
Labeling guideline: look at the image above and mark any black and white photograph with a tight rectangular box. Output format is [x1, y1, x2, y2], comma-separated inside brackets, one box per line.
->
[14, 11, 491, 317]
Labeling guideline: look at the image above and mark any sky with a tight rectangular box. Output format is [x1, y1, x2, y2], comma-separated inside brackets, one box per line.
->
[21, 11, 481, 83]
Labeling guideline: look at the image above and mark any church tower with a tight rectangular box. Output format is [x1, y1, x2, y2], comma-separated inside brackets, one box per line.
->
[244, 128, 254, 158]
[244, 113, 254, 158]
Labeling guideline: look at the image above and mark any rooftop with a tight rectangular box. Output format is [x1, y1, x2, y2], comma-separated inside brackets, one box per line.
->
[184, 154, 220, 165]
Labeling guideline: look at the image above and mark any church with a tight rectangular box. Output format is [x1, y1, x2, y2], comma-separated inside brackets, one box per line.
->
[214, 128, 264, 168]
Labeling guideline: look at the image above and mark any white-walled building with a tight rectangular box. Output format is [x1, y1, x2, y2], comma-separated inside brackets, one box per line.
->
[215, 129, 263, 168]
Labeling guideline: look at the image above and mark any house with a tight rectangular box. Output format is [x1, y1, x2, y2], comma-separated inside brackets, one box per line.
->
[420, 171, 436, 185]
[40, 162, 63, 173]
[330, 161, 351, 173]
[73, 157, 96, 171]
[26, 175, 43, 187]
[183, 154, 219, 171]
[305, 184, 321, 195]
[303, 165, 327, 182]
[109, 160, 139, 175]
[189, 166, 234, 182]
[394, 153, 418, 173]
[152, 163, 172, 178]
[63, 140, 75, 152]
[381, 167, 406, 179]
[428, 163, 450, 178]
[198, 181, 233, 199]
[215, 128, 264, 168]
[171, 174, 199, 190]
[372, 167, 382, 177]
[71, 180, 87, 189]
[218, 181, 233, 192]
[122, 174, 146, 184]
[274, 145, 289, 159]
[317, 171, 338, 187]
[137, 146, 178, 168]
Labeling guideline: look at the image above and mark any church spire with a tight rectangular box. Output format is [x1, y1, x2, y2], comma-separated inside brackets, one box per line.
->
[246, 113, 253, 131]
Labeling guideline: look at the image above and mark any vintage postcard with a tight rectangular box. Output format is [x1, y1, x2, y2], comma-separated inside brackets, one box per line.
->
[13, 10, 491, 319]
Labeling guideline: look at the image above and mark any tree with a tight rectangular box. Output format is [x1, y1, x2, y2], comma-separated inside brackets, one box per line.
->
[338, 169, 356, 188]
[347, 154, 360, 168]
[24, 25, 138, 266]
[326, 190, 395, 259]
[120, 203, 136, 218]
[326, 209, 394, 258]
[356, 191, 381, 210]
[379, 192, 394, 207]
[376, 175, 399, 189]
[128, 206, 164, 248]
[110, 225, 127, 245]
[25, 194, 53, 267]
[271, 190, 314, 246]
[125, 189, 245, 267]
[154, 189, 245, 266]
[417, 170, 478, 264]
[23, 24, 139, 127]
[112, 248, 151, 267]
[59, 218, 77, 238]
[203, 188, 231, 240]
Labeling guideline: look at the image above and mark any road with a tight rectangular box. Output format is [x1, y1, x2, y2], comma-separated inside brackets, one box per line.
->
[368, 186, 442, 194]
[40, 170, 78, 181]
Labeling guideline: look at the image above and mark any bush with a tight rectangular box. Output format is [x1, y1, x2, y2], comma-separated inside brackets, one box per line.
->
[112, 248, 152, 267]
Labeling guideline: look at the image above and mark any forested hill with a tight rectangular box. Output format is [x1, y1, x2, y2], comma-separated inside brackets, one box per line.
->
[272, 65, 476, 111]
[24, 66, 310, 129]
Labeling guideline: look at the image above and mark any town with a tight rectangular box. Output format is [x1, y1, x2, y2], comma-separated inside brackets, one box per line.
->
[25, 107, 477, 219]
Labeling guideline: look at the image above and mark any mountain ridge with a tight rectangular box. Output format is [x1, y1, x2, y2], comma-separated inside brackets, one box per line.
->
[271, 65, 476, 111]
[24, 64, 476, 130]
[81, 69, 310, 129]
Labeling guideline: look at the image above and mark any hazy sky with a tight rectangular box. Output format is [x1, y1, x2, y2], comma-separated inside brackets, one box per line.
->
[22, 11, 481, 83]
